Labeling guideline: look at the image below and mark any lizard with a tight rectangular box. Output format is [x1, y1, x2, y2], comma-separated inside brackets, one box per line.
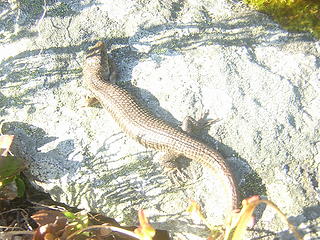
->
[82, 41, 240, 214]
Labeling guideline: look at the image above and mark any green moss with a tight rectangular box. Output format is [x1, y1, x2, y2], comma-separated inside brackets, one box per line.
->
[244, 0, 320, 38]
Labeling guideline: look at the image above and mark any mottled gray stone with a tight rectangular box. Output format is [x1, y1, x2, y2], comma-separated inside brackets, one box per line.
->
[0, 0, 319, 239]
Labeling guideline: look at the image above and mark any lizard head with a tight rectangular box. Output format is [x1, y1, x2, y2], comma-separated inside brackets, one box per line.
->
[83, 41, 115, 87]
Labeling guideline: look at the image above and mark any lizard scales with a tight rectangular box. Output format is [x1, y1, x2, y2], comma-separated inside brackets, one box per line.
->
[83, 41, 239, 212]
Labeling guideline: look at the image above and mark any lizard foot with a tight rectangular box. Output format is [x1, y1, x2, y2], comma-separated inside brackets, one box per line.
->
[181, 110, 220, 134]
[157, 152, 190, 184]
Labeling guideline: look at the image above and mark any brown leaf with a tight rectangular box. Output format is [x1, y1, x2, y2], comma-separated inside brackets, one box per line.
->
[31, 210, 67, 226]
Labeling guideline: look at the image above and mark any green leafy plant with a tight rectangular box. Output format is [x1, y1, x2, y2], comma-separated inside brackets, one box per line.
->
[0, 135, 26, 199]
[244, 0, 320, 38]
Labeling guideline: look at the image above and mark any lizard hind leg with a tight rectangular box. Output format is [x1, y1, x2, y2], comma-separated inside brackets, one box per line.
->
[157, 151, 190, 184]
[85, 96, 99, 106]
[81, 95, 100, 108]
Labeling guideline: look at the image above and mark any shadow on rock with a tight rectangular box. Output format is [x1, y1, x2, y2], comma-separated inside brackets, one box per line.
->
[1, 121, 80, 182]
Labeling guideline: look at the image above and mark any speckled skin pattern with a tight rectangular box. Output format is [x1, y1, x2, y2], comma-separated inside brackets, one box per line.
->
[83, 41, 240, 212]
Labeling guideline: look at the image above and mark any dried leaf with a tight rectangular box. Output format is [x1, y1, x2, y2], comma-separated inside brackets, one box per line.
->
[0, 135, 14, 156]
[134, 210, 155, 240]
[32, 209, 67, 226]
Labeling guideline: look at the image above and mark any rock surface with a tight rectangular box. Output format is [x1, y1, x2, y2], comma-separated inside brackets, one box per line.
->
[1, 0, 319, 239]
